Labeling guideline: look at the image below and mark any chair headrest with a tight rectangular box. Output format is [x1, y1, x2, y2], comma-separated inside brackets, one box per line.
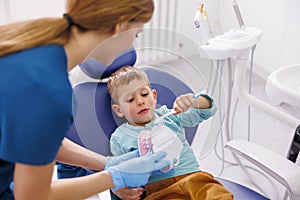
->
[79, 47, 137, 79]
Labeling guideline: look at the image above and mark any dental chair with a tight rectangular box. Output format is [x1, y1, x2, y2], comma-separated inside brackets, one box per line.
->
[58, 48, 269, 199]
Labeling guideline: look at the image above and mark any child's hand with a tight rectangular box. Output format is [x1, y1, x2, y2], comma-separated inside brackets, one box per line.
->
[173, 93, 211, 114]
[112, 186, 144, 200]
[173, 93, 194, 114]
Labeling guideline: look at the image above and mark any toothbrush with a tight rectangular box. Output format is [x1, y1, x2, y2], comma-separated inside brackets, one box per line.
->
[153, 109, 176, 126]
[154, 90, 207, 125]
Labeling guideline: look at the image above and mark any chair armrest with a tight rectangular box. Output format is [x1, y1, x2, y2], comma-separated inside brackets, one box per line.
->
[225, 139, 300, 199]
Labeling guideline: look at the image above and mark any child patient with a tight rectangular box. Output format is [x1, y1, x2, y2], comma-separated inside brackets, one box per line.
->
[107, 66, 233, 200]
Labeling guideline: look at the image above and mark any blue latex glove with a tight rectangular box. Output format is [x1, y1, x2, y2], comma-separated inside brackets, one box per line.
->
[106, 150, 140, 168]
[152, 168, 175, 176]
[106, 151, 171, 190]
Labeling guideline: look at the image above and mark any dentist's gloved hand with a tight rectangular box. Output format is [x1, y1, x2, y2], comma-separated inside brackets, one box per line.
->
[106, 150, 139, 168]
[106, 150, 175, 178]
[106, 151, 171, 190]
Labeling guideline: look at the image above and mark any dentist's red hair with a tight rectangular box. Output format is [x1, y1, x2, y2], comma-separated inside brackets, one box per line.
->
[0, 0, 154, 57]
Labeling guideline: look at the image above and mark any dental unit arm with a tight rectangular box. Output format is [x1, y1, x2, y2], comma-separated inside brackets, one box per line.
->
[232, 0, 245, 29]
[197, 1, 300, 199]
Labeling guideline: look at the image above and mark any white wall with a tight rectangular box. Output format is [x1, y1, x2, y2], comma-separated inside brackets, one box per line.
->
[162, 0, 300, 76]
[0, 1, 11, 24]
[175, 0, 221, 44]
[0, 0, 65, 24]
[217, 0, 300, 75]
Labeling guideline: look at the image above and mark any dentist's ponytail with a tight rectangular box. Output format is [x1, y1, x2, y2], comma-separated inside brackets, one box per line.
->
[0, 0, 154, 57]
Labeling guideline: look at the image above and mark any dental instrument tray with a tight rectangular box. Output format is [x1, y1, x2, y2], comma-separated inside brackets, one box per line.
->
[198, 27, 263, 60]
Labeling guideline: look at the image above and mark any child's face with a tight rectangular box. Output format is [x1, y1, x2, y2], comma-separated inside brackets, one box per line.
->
[112, 79, 157, 126]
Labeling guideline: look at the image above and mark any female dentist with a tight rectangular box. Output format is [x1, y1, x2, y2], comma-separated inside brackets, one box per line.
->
[0, 0, 171, 199]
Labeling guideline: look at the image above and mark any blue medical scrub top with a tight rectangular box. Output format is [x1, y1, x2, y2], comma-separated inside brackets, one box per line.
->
[0, 45, 73, 199]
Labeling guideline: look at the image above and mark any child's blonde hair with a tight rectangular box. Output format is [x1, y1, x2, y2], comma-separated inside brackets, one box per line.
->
[107, 66, 151, 103]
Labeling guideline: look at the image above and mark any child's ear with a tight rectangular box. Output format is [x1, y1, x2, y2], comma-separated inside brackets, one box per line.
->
[112, 104, 124, 117]
[152, 89, 157, 102]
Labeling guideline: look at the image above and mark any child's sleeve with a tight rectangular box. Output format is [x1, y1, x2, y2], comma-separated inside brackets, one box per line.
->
[178, 95, 217, 127]
[110, 135, 125, 156]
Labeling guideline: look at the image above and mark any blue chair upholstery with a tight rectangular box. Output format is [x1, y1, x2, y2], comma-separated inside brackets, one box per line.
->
[217, 177, 269, 200]
[58, 48, 269, 199]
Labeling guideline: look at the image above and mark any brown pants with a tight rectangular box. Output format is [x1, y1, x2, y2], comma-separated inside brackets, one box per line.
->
[144, 171, 234, 200]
